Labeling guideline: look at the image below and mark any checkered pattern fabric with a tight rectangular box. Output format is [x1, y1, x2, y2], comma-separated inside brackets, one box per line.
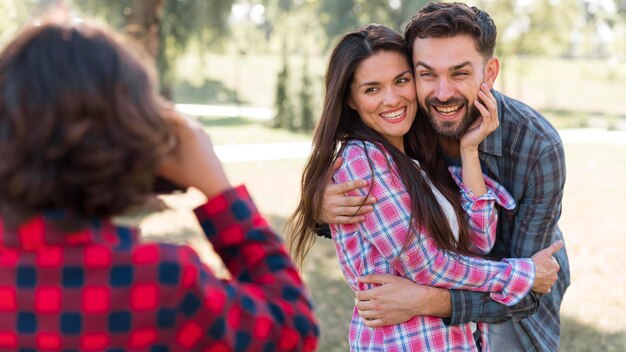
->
[0, 185, 318, 351]
[330, 140, 534, 351]
[445, 90, 569, 352]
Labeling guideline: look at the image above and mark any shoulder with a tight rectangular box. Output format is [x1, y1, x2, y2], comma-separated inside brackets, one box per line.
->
[335, 140, 396, 182]
[339, 140, 392, 164]
[495, 91, 563, 156]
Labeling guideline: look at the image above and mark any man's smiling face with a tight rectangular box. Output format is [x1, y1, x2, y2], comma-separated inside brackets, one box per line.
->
[412, 34, 496, 139]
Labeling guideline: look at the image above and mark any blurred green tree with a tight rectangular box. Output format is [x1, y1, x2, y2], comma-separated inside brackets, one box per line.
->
[316, 0, 428, 48]
[71, 0, 234, 98]
[273, 44, 295, 129]
[0, 1, 39, 46]
[481, 0, 581, 57]
[317, 0, 359, 48]
[299, 53, 315, 132]
[617, 0, 626, 56]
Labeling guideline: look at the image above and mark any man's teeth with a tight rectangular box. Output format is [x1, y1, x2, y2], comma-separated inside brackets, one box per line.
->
[381, 108, 405, 119]
[435, 105, 462, 115]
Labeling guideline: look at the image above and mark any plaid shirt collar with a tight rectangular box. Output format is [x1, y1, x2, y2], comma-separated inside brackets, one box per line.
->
[477, 90, 506, 180]
[0, 211, 136, 250]
[478, 95, 503, 158]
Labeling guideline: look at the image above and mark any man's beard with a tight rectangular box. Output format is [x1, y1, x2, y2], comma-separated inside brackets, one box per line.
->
[424, 97, 480, 139]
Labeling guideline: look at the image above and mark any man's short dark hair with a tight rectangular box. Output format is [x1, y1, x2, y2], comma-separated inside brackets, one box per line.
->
[404, 2, 497, 59]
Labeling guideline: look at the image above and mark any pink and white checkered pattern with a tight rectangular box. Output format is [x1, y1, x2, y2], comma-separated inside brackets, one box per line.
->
[330, 140, 534, 351]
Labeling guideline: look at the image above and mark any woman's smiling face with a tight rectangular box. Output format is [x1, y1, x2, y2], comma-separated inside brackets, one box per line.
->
[348, 50, 417, 152]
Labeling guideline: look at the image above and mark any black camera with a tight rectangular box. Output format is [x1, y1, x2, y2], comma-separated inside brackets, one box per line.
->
[153, 176, 186, 194]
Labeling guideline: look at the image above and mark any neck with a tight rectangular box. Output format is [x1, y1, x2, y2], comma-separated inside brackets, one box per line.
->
[390, 137, 405, 154]
[437, 135, 461, 158]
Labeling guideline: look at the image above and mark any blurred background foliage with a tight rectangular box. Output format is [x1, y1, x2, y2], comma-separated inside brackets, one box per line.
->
[1, 2, 624, 350]
[1, 0, 624, 131]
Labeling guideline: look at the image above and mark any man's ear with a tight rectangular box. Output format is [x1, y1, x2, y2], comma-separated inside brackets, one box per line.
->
[483, 56, 500, 89]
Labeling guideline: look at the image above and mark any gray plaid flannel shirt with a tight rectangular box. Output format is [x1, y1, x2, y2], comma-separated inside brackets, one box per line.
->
[445, 90, 570, 352]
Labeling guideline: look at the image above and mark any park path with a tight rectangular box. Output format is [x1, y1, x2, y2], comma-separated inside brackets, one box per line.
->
[213, 129, 626, 163]
[176, 103, 273, 120]
[173, 104, 626, 163]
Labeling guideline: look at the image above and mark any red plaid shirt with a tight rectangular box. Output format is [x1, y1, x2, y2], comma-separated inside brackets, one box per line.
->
[0, 185, 318, 351]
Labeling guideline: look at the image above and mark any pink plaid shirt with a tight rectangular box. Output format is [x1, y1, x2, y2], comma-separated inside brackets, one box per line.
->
[330, 141, 535, 352]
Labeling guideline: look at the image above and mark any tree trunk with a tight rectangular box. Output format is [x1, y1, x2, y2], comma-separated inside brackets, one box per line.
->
[125, 0, 164, 59]
[124, 0, 167, 96]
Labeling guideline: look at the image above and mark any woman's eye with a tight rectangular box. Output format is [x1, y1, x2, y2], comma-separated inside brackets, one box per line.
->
[365, 87, 378, 94]
[397, 77, 410, 84]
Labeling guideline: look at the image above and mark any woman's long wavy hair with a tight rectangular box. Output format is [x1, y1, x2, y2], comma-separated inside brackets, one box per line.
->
[0, 18, 175, 227]
[287, 24, 476, 267]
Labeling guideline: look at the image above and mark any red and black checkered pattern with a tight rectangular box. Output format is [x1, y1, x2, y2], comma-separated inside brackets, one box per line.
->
[0, 185, 318, 351]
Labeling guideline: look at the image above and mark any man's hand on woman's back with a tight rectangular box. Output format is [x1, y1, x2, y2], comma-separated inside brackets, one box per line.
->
[317, 157, 376, 225]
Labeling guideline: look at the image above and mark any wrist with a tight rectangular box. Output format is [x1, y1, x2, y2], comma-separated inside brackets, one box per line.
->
[412, 285, 452, 318]
[427, 286, 452, 318]
[197, 176, 231, 200]
[459, 146, 480, 161]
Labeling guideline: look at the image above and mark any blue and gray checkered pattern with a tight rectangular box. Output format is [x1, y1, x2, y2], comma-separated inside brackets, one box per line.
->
[445, 90, 570, 352]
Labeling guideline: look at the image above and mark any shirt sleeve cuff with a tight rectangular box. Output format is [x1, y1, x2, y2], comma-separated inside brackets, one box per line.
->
[446, 289, 482, 326]
[194, 185, 267, 249]
[489, 258, 535, 306]
[447, 166, 516, 210]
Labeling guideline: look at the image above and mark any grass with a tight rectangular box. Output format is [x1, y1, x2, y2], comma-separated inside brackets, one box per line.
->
[497, 56, 626, 117]
[558, 142, 626, 347]
[131, 118, 626, 351]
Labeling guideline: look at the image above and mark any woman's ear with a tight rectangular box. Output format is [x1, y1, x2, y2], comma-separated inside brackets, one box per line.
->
[347, 98, 356, 110]
[483, 56, 500, 89]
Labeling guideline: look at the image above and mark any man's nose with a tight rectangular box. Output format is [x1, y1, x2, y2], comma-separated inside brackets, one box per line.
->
[434, 78, 455, 102]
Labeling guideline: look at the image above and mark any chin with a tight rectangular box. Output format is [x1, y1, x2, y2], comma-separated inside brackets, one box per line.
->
[434, 121, 462, 139]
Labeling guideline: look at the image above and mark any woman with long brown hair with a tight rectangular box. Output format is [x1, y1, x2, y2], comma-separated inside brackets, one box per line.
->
[287, 23, 556, 351]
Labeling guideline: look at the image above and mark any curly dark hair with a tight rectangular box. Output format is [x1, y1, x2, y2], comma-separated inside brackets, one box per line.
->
[0, 18, 175, 225]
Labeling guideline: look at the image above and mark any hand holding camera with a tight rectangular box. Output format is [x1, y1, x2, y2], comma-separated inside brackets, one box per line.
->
[156, 107, 231, 199]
